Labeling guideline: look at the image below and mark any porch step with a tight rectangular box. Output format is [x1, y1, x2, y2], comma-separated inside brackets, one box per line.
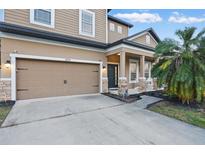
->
[109, 88, 119, 90]
[108, 88, 119, 95]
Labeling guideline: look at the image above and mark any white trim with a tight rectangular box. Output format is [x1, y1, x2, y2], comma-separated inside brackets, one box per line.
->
[0, 32, 104, 53]
[0, 9, 4, 22]
[128, 32, 158, 45]
[30, 9, 55, 28]
[10, 53, 103, 101]
[11, 55, 16, 101]
[105, 9, 108, 43]
[128, 31, 147, 40]
[106, 43, 155, 55]
[129, 59, 139, 83]
[0, 78, 11, 81]
[100, 62, 103, 93]
[79, 9, 95, 38]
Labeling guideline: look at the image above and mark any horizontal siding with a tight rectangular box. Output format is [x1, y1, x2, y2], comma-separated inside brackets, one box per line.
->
[4, 9, 106, 43]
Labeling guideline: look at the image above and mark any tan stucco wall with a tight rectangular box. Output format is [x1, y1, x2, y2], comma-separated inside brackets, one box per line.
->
[5, 9, 107, 43]
[131, 33, 157, 48]
[108, 20, 128, 43]
[1, 38, 107, 78]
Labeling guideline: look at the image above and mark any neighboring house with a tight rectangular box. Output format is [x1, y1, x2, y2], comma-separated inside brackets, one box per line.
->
[0, 9, 160, 101]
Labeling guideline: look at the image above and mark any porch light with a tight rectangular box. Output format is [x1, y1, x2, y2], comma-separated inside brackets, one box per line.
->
[103, 65, 106, 69]
[5, 60, 11, 68]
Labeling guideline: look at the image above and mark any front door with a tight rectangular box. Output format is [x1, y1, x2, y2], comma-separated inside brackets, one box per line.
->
[108, 64, 118, 88]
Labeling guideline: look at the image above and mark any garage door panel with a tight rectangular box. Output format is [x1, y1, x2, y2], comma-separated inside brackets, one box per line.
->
[16, 59, 100, 100]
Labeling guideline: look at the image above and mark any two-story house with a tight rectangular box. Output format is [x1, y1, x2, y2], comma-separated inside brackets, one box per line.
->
[0, 9, 160, 101]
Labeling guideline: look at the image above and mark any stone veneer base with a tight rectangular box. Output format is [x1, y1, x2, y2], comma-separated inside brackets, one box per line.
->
[0, 80, 11, 102]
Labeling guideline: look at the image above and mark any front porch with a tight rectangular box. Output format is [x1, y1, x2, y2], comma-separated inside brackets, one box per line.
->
[106, 47, 158, 96]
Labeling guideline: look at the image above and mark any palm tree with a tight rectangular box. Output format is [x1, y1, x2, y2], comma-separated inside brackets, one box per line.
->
[152, 27, 205, 104]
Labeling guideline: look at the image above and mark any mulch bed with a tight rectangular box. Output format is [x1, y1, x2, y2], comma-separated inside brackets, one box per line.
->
[142, 90, 205, 109]
[103, 93, 141, 103]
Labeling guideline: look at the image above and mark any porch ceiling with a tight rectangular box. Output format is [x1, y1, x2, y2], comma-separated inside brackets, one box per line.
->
[106, 46, 155, 58]
[107, 52, 155, 63]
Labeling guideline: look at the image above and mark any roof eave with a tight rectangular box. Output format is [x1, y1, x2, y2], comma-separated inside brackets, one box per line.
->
[126, 28, 161, 43]
[108, 15, 133, 28]
[107, 39, 155, 52]
[0, 22, 107, 49]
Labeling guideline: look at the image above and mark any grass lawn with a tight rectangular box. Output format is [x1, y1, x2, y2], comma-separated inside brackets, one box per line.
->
[148, 101, 205, 129]
[0, 106, 12, 126]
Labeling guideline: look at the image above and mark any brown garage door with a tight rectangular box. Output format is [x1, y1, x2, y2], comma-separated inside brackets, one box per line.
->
[16, 59, 100, 100]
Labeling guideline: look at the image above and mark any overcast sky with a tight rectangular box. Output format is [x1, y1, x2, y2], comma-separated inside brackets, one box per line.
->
[109, 9, 205, 40]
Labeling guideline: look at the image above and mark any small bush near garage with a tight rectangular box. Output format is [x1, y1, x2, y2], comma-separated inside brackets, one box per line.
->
[0, 101, 14, 126]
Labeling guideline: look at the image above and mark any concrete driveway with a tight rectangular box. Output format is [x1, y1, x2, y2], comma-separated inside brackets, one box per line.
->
[0, 94, 205, 144]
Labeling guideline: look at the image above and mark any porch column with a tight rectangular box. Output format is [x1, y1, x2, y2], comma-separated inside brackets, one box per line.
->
[139, 55, 146, 92]
[118, 49, 128, 96]
[139, 55, 145, 79]
[120, 50, 126, 78]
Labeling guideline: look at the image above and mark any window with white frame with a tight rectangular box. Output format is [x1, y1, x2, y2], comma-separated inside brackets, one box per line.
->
[0, 9, 4, 22]
[144, 61, 152, 79]
[129, 60, 139, 83]
[79, 10, 95, 37]
[110, 23, 115, 31]
[30, 9, 55, 28]
[117, 26, 122, 34]
[146, 34, 151, 44]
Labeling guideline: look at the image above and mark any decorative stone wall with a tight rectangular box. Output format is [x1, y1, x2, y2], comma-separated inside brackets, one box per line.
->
[102, 78, 108, 93]
[118, 77, 128, 96]
[137, 78, 146, 92]
[0, 79, 11, 102]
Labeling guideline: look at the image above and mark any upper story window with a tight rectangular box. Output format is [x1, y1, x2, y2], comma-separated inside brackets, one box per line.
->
[117, 26, 122, 34]
[109, 23, 115, 32]
[30, 9, 55, 28]
[146, 34, 151, 44]
[79, 9, 95, 37]
[0, 9, 4, 22]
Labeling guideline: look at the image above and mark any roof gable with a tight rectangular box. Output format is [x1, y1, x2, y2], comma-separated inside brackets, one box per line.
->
[126, 28, 160, 43]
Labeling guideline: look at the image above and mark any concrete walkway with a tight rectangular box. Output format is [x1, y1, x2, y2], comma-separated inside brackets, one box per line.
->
[134, 95, 162, 109]
[0, 94, 205, 144]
